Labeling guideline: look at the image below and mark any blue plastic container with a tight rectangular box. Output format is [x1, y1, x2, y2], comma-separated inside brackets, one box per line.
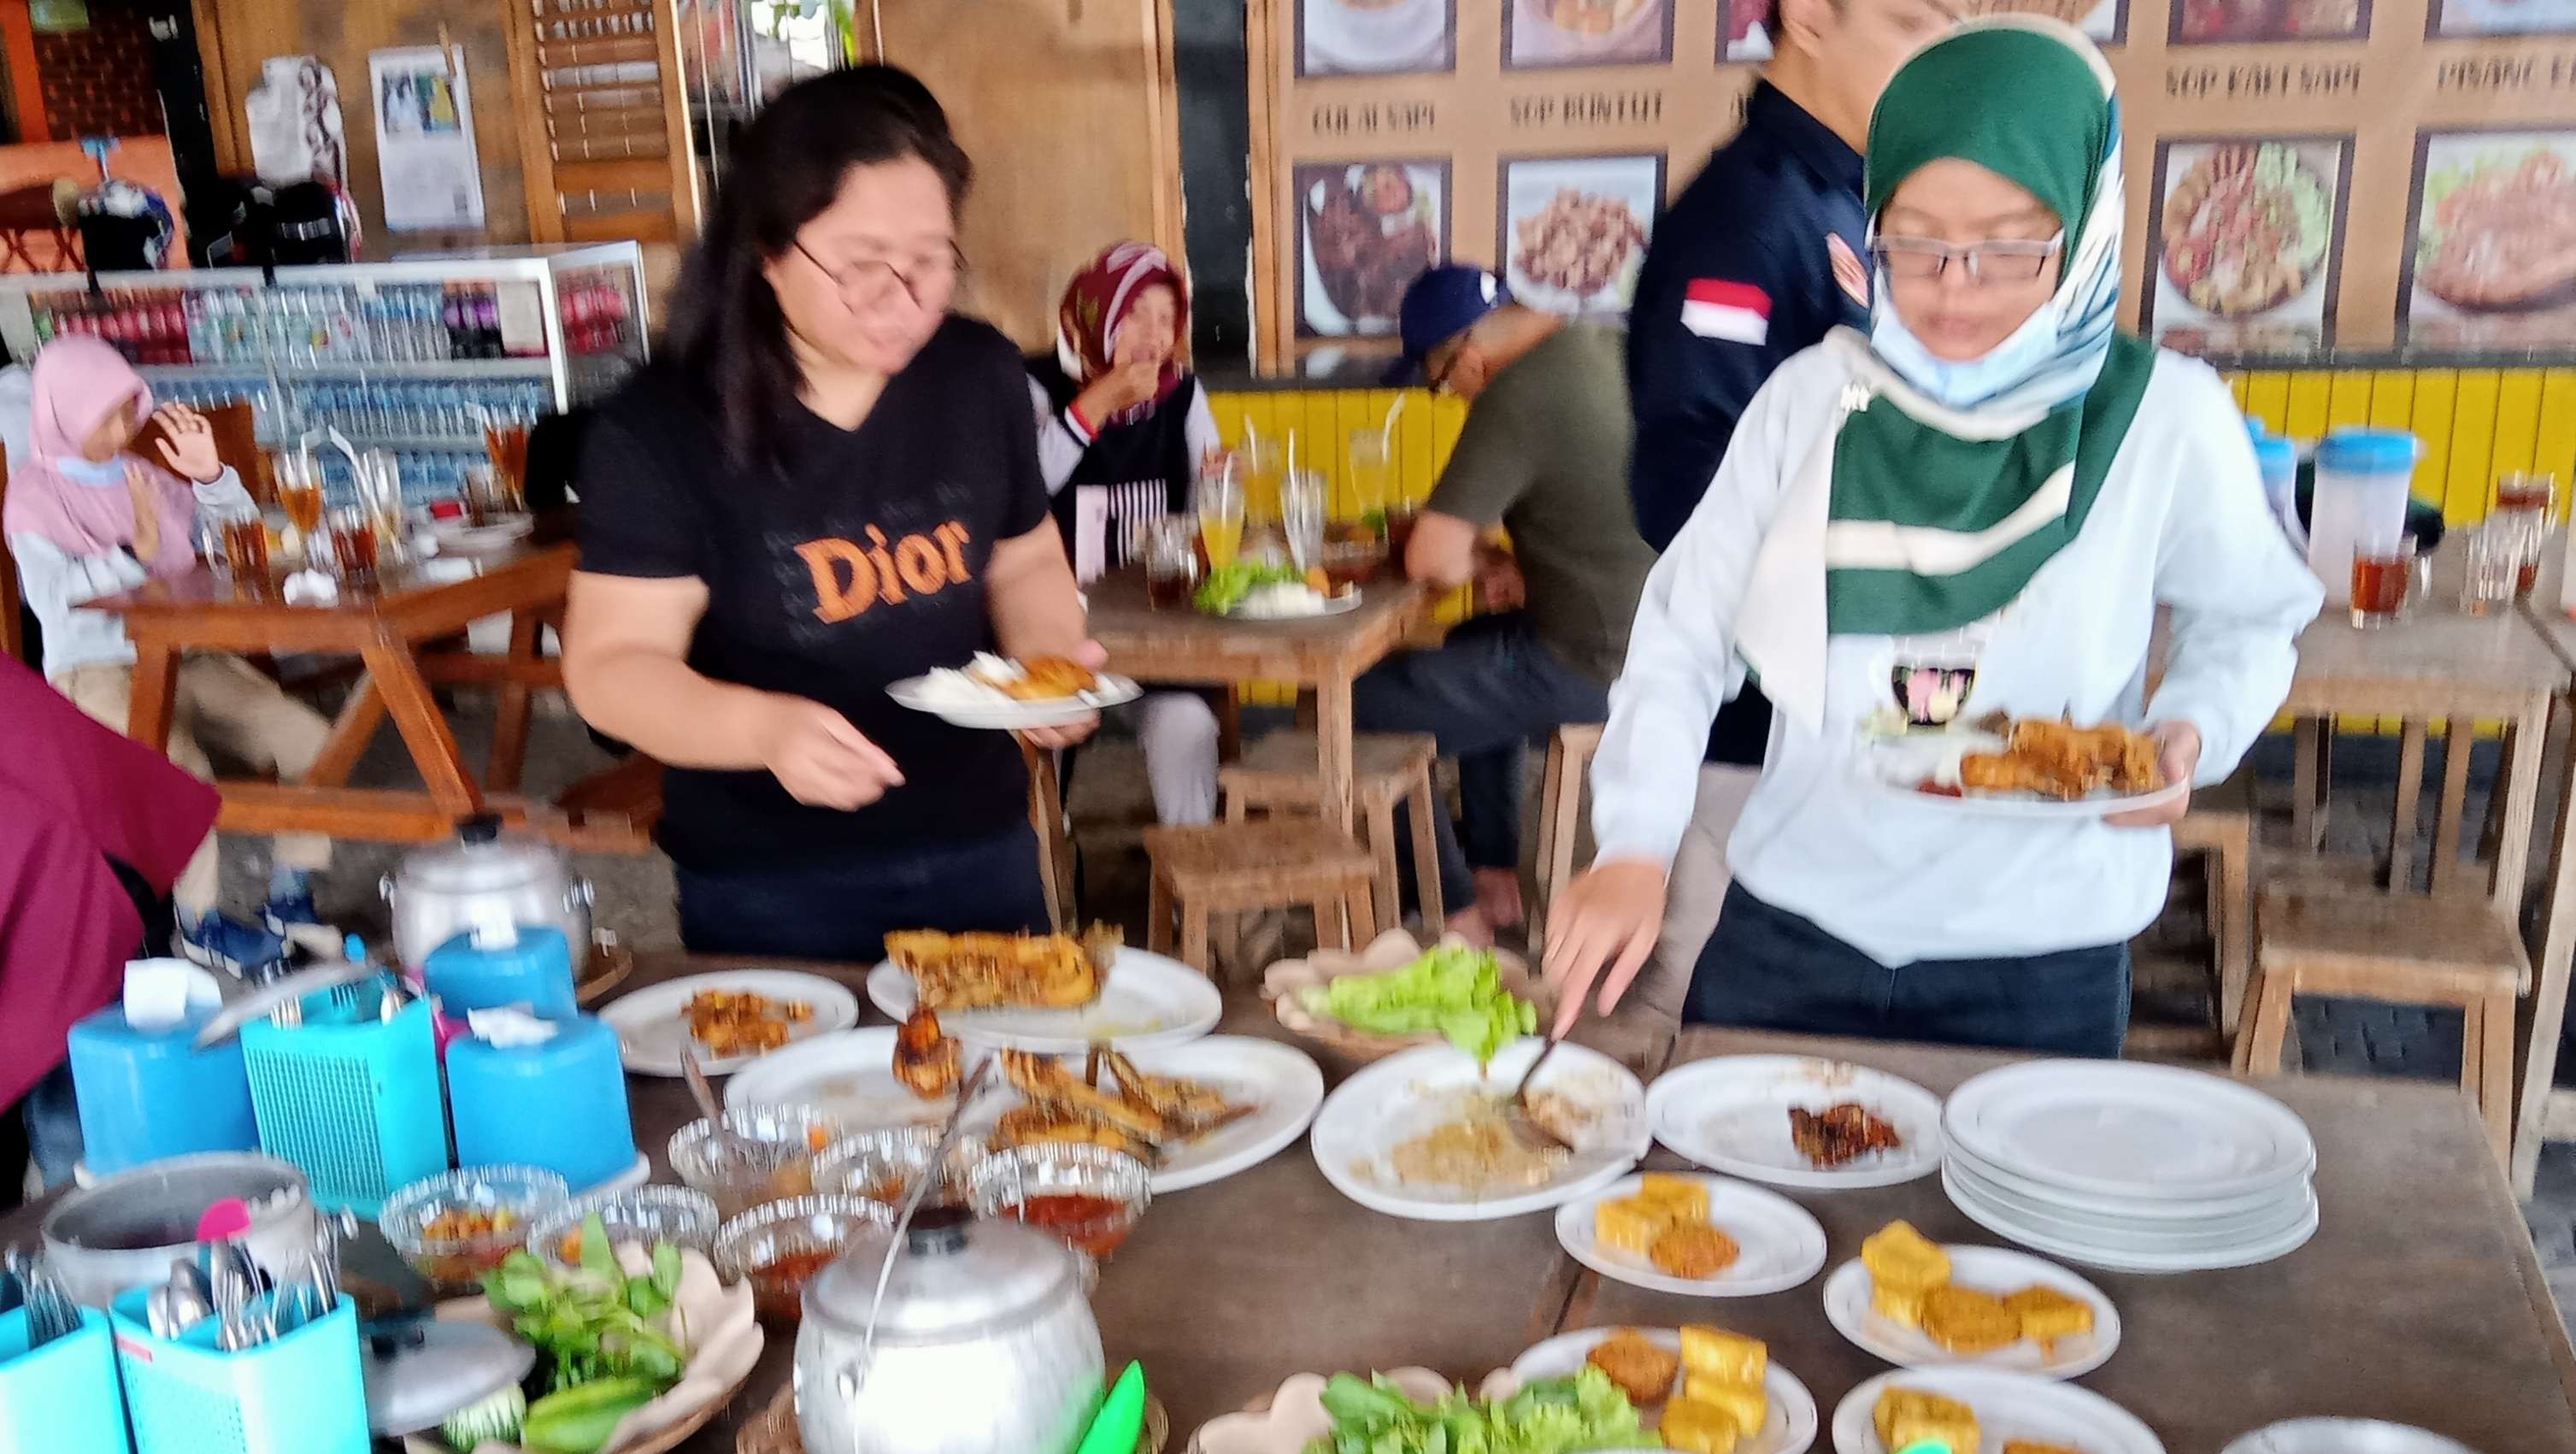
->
[446, 1013, 637, 1191]
[67, 1004, 260, 1177]
[423, 923, 577, 1018]
[107, 1291, 367, 1454]
[241, 994, 446, 1218]
[0, 1307, 130, 1454]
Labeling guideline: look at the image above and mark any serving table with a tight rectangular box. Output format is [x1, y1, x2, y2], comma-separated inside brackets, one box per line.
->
[8, 957, 2571, 1451]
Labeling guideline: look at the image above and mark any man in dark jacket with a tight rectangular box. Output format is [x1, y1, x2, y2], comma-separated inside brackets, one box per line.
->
[1619, 0, 1955, 1021]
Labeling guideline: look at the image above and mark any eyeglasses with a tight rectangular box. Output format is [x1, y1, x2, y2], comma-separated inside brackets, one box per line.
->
[792, 237, 966, 309]
[1872, 233, 2065, 285]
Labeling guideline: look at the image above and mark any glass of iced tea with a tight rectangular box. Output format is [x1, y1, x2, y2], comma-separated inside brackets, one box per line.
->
[1140, 515, 1198, 609]
[2495, 472, 2558, 598]
[325, 503, 380, 588]
[2350, 535, 2419, 629]
[216, 506, 271, 586]
[483, 414, 532, 509]
[273, 450, 324, 541]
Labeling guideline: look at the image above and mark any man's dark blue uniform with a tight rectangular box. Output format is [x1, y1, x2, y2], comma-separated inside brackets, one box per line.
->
[1626, 79, 1869, 765]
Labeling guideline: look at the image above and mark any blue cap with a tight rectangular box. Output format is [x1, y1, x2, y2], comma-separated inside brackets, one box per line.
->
[2317, 428, 2421, 474]
[2244, 415, 2268, 438]
[2251, 434, 2295, 478]
[1395, 265, 1508, 373]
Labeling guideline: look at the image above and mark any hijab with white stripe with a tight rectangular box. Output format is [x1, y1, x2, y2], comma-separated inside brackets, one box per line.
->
[1737, 17, 2155, 731]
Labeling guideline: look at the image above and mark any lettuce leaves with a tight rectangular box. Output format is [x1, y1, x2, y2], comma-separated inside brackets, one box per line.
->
[1299, 943, 1538, 1066]
[1302, 1369, 1659, 1454]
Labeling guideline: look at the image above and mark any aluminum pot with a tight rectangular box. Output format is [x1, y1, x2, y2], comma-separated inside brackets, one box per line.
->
[41, 1152, 316, 1307]
[384, 814, 592, 971]
[794, 1207, 1103, 1454]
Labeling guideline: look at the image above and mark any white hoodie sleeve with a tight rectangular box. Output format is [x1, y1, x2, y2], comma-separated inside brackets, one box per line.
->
[1589, 348, 1842, 870]
[1030, 376, 1086, 497]
[2144, 366, 2326, 781]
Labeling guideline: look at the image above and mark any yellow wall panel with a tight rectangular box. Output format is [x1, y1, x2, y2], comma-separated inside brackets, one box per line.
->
[2244, 373, 2291, 433]
[2407, 371, 2457, 506]
[2368, 371, 2414, 434]
[2540, 373, 2576, 515]
[2285, 373, 2332, 439]
[2491, 370, 2546, 486]
[2325, 372, 2373, 433]
[2226, 373, 2250, 409]
[2442, 372, 2500, 522]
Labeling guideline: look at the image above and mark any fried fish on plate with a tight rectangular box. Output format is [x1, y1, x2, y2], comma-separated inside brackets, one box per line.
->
[883, 925, 1121, 1010]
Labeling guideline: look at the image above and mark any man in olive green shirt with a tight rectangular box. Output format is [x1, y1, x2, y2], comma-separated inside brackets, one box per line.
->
[1356, 265, 1657, 944]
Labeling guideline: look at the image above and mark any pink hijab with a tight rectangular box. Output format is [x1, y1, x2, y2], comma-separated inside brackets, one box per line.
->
[1, 335, 197, 577]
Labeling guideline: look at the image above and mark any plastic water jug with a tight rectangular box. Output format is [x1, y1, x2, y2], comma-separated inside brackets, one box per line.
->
[2309, 429, 2419, 607]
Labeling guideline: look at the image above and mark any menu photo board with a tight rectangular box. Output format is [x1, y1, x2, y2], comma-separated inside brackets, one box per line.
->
[2141, 136, 2355, 356]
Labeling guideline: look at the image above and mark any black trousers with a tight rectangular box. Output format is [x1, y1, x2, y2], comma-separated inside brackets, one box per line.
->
[675, 823, 1051, 964]
[1687, 883, 2130, 1058]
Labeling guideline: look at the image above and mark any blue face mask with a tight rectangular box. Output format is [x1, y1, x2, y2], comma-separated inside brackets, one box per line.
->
[1867, 289, 2069, 413]
[56, 456, 126, 486]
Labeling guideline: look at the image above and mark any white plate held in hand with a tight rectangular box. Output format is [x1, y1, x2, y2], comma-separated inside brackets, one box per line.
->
[1497, 1327, 1817, 1454]
[1556, 1173, 1826, 1298]
[866, 947, 1220, 1053]
[1820, 1244, 2120, 1379]
[597, 970, 859, 1076]
[1832, 1367, 2165, 1454]
[1647, 1057, 1944, 1190]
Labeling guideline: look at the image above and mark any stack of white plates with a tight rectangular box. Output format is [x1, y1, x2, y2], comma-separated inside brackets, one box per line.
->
[1939, 1061, 2319, 1274]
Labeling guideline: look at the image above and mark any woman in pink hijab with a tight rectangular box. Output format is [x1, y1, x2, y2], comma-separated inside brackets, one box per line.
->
[2, 336, 331, 962]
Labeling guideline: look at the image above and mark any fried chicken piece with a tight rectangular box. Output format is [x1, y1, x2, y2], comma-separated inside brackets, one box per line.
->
[891, 1007, 960, 1100]
[885, 929, 1104, 1010]
[1584, 1330, 1679, 1405]
[683, 990, 811, 1057]
[1921, 1284, 2023, 1354]
[992, 1103, 1157, 1163]
[1104, 1051, 1252, 1139]
[1787, 1103, 1903, 1168]
[1650, 1222, 1741, 1280]
[1006, 655, 1099, 700]
[1000, 1050, 1170, 1140]
[1960, 749, 2089, 799]
[1962, 719, 2161, 800]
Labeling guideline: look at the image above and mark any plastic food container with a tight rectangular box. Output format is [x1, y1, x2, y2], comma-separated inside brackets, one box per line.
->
[709, 1195, 891, 1323]
[379, 1164, 569, 1292]
[668, 1105, 842, 1221]
[524, 1185, 720, 1268]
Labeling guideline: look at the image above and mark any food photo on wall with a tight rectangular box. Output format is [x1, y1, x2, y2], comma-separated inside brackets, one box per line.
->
[2143, 137, 2350, 362]
[1724, 0, 2120, 56]
[2400, 129, 2576, 352]
[1505, 0, 1673, 68]
[1296, 159, 1450, 338]
[2425, 0, 2576, 33]
[1497, 154, 1662, 317]
[1298, 0, 1456, 76]
[2171, 0, 2364, 41]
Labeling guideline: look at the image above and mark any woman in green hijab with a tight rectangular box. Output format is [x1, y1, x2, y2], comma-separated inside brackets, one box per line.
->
[1545, 18, 2322, 1057]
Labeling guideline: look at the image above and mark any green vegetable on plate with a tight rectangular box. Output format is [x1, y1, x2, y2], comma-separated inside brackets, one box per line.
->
[1196, 560, 1312, 615]
[1298, 942, 1538, 1066]
[519, 1375, 666, 1454]
[438, 1383, 526, 1452]
[1302, 1367, 1658, 1454]
[483, 1214, 689, 1395]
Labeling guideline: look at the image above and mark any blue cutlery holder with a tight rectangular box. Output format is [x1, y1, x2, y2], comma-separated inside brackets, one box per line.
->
[106, 1291, 368, 1454]
[0, 1306, 129, 1454]
[241, 993, 447, 1218]
[68, 1004, 261, 1177]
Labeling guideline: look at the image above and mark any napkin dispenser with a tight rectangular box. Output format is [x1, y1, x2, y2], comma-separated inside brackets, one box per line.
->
[445, 1011, 636, 1191]
[67, 1003, 260, 1177]
[422, 921, 578, 1019]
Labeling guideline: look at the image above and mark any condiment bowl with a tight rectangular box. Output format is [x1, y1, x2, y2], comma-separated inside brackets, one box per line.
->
[525, 1183, 720, 1268]
[966, 1144, 1152, 1259]
[668, 1104, 842, 1221]
[710, 1194, 891, 1324]
[379, 1164, 569, 1292]
[812, 1127, 988, 1209]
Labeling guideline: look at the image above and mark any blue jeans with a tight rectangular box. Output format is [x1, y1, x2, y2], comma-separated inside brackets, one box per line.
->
[676, 823, 1052, 963]
[1688, 883, 2130, 1058]
[1352, 613, 1611, 913]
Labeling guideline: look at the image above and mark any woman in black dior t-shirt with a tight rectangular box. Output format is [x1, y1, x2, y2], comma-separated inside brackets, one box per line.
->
[565, 68, 1097, 962]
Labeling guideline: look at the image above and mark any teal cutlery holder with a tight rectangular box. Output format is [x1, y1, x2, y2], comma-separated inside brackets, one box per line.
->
[106, 1291, 368, 1454]
[0, 1306, 129, 1454]
[242, 993, 447, 1218]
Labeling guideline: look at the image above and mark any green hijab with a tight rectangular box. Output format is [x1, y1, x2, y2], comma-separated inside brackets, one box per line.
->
[1822, 18, 2156, 639]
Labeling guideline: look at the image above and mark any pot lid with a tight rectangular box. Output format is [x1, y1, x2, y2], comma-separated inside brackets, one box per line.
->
[362, 1315, 535, 1436]
[805, 1208, 1079, 1345]
[394, 815, 572, 896]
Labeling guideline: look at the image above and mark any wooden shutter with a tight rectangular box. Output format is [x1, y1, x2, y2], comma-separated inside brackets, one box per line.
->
[501, 0, 703, 244]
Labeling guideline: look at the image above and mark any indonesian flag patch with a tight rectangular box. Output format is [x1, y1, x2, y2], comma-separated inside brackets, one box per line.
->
[1680, 280, 1770, 344]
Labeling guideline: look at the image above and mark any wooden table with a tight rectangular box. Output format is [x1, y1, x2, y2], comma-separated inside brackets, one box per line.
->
[5, 960, 2572, 1451]
[90, 540, 645, 851]
[2509, 599, 2576, 1192]
[1088, 571, 1432, 830]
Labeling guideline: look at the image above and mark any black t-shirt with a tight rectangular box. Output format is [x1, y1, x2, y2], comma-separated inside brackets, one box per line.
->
[575, 316, 1051, 870]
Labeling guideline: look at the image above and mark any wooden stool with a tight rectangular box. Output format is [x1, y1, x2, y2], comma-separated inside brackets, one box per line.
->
[1220, 730, 1444, 929]
[1020, 739, 1077, 931]
[1530, 722, 1605, 951]
[2239, 888, 2527, 1164]
[2173, 771, 2255, 1038]
[1142, 820, 1379, 976]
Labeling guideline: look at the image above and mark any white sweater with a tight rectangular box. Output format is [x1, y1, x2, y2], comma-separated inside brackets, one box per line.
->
[1591, 343, 2324, 965]
[9, 465, 254, 678]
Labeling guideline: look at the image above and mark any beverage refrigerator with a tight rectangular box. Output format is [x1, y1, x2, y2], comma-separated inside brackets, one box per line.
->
[0, 243, 648, 504]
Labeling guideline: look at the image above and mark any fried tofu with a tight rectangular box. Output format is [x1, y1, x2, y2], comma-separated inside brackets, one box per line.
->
[1594, 1196, 1667, 1258]
[1633, 1173, 1710, 1223]
[2003, 1285, 2095, 1345]
[1583, 1330, 1678, 1406]
[1862, 1221, 1951, 1327]
[1873, 1387, 1979, 1454]
[1651, 1222, 1741, 1280]
[1921, 1285, 2023, 1355]
[1659, 1398, 1742, 1454]
[1679, 1326, 1766, 1386]
[1680, 1375, 1767, 1435]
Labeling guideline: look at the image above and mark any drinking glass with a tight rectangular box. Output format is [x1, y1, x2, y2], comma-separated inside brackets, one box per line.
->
[2495, 472, 2558, 598]
[1140, 515, 1200, 610]
[2463, 521, 2520, 616]
[462, 462, 518, 526]
[1240, 434, 1285, 527]
[325, 503, 381, 588]
[215, 504, 271, 586]
[1281, 469, 1326, 574]
[1347, 429, 1392, 528]
[483, 410, 532, 509]
[1197, 458, 1245, 573]
[2350, 535, 2419, 629]
[273, 450, 324, 539]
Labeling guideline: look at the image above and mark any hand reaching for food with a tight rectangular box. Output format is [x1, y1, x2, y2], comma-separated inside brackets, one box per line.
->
[756, 696, 904, 809]
[1539, 857, 1667, 1038]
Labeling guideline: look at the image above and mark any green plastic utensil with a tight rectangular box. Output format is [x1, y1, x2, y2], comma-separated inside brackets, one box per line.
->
[1077, 1361, 1147, 1454]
